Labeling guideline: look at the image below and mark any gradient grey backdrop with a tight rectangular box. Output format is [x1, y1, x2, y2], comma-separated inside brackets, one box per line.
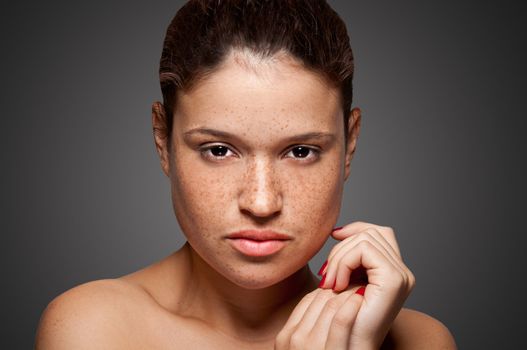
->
[2, 1, 526, 348]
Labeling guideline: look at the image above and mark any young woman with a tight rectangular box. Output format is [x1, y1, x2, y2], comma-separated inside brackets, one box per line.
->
[36, 1, 456, 348]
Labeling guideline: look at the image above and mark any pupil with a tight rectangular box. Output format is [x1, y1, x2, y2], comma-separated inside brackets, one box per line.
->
[211, 146, 228, 157]
[293, 147, 309, 158]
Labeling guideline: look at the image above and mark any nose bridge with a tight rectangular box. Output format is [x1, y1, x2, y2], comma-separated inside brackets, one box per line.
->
[239, 155, 282, 217]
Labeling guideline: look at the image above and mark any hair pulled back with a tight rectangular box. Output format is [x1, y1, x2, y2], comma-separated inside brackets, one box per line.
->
[159, 0, 354, 139]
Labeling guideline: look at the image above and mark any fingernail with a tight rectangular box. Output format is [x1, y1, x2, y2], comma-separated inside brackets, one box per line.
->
[318, 274, 326, 288]
[355, 286, 366, 296]
[333, 226, 343, 232]
[317, 260, 328, 276]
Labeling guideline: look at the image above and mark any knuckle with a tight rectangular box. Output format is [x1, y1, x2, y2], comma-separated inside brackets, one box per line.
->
[362, 228, 377, 239]
[275, 328, 292, 347]
[365, 225, 378, 232]
[306, 333, 324, 348]
[332, 297, 360, 327]
[399, 267, 415, 289]
[324, 298, 341, 313]
[408, 270, 416, 288]
[319, 288, 335, 296]
[314, 288, 332, 302]
[394, 269, 406, 282]
[381, 225, 394, 233]
[382, 226, 396, 239]
[386, 269, 405, 286]
[356, 239, 373, 251]
[332, 311, 353, 328]
[303, 289, 319, 302]
[328, 245, 339, 260]
[274, 332, 288, 348]
[357, 230, 372, 239]
[289, 332, 306, 348]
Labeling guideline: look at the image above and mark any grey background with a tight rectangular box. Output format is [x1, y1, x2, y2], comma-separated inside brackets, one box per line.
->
[2, 0, 526, 348]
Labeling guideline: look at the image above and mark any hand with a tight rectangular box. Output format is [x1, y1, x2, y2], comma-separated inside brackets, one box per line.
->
[320, 221, 416, 349]
[274, 288, 365, 349]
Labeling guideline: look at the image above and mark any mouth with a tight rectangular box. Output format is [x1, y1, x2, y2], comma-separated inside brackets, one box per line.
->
[226, 230, 292, 257]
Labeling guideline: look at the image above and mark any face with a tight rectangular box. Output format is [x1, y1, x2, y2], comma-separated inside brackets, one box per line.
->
[153, 49, 360, 289]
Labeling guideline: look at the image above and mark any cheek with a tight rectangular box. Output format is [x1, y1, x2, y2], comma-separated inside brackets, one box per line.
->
[279, 157, 345, 252]
[168, 151, 239, 238]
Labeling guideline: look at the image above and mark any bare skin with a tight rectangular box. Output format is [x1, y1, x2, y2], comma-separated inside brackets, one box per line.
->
[35, 49, 456, 349]
[35, 246, 454, 349]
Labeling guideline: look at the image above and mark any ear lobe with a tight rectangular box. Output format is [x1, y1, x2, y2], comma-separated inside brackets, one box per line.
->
[151, 101, 171, 177]
[344, 107, 362, 181]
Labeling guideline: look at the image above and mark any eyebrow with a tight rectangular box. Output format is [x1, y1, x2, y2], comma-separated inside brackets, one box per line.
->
[183, 127, 337, 143]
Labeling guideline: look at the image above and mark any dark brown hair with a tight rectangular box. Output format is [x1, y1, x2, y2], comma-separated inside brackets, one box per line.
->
[159, 0, 354, 140]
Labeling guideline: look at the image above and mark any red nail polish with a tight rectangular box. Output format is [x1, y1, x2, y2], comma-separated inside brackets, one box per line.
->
[318, 274, 326, 288]
[317, 260, 328, 276]
[333, 226, 343, 231]
[355, 286, 366, 296]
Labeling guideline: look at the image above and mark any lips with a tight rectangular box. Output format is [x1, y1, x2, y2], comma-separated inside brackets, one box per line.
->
[227, 230, 291, 241]
[226, 230, 291, 257]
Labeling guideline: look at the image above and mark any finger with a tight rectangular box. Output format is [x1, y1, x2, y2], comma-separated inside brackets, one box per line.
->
[277, 289, 337, 348]
[292, 289, 337, 338]
[329, 231, 393, 268]
[319, 233, 356, 287]
[325, 226, 399, 283]
[325, 293, 363, 349]
[279, 289, 320, 332]
[323, 232, 406, 291]
[332, 229, 406, 281]
[332, 221, 401, 257]
[361, 228, 401, 263]
[333, 240, 405, 292]
[330, 221, 370, 239]
[360, 228, 414, 284]
[331, 222, 401, 258]
[302, 291, 352, 349]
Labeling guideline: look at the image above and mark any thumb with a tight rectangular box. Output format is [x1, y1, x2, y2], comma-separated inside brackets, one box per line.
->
[330, 226, 346, 240]
[331, 222, 379, 240]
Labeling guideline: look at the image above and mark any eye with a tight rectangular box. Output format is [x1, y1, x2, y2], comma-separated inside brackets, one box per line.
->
[284, 146, 320, 161]
[200, 144, 236, 160]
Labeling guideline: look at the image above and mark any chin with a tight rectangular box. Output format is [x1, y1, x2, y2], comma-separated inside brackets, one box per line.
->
[221, 259, 307, 290]
[229, 273, 286, 290]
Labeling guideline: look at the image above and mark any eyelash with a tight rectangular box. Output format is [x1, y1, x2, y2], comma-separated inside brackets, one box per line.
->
[285, 146, 321, 161]
[199, 144, 321, 162]
[200, 144, 236, 160]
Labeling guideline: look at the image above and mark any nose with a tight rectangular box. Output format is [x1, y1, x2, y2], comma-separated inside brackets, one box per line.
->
[238, 157, 283, 219]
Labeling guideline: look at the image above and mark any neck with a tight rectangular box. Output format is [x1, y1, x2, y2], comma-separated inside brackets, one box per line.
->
[176, 242, 318, 342]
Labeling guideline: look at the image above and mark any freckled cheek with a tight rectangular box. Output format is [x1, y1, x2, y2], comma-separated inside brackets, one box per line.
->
[169, 156, 240, 235]
[283, 164, 343, 237]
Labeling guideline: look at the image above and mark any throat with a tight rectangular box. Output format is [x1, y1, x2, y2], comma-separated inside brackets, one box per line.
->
[176, 243, 318, 341]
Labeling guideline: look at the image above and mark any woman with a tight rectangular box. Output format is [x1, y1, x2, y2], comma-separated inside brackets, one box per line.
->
[36, 1, 456, 348]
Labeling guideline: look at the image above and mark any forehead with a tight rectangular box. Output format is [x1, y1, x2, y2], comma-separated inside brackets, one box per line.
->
[174, 49, 342, 133]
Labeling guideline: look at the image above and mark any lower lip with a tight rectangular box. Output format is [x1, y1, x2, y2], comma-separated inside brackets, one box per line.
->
[228, 238, 288, 257]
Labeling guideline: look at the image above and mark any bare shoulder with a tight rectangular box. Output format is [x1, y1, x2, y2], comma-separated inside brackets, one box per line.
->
[35, 278, 154, 350]
[383, 308, 457, 350]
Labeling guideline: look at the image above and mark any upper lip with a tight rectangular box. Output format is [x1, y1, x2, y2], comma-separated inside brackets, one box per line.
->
[226, 230, 292, 241]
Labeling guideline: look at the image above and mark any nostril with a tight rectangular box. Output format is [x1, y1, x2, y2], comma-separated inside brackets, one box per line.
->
[239, 190, 282, 218]
[238, 183, 282, 218]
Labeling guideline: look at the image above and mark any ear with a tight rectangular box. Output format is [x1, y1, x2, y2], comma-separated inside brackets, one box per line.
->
[344, 107, 362, 181]
[151, 101, 171, 177]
